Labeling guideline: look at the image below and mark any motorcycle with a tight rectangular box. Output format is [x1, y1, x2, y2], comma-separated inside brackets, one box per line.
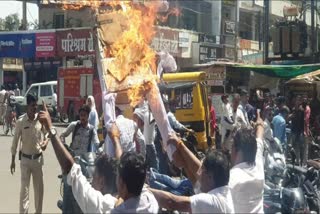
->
[264, 138, 286, 188]
[264, 138, 309, 213]
[57, 144, 97, 213]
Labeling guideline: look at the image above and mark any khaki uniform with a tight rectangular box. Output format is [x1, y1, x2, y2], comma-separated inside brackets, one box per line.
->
[11, 113, 45, 214]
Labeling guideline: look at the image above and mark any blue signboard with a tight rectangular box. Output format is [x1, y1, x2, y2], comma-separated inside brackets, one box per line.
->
[0, 33, 36, 58]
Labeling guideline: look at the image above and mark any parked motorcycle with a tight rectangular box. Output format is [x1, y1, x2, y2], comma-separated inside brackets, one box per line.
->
[264, 138, 310, 213]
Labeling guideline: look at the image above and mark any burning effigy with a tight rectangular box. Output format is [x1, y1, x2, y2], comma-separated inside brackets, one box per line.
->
[52, 0, 179, 159]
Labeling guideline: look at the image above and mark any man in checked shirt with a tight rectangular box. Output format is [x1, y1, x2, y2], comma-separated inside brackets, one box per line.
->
[10, 94, 48, 214]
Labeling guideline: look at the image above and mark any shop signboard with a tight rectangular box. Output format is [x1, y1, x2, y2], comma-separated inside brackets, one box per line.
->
[0, 33, 35, 58]
[178, 32, 189, 48]
[151, 27, 181, 57]
[35, 32, 56, 58]
[23, 58, 62, 71]
[207, 66, 226, 81]
[56, 29, 95, 57]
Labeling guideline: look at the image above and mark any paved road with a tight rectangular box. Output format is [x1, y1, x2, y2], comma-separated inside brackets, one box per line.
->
[0, 126, 70, 213]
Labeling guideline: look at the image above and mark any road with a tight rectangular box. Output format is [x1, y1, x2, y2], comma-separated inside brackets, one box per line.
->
[0, 126, 70, 213]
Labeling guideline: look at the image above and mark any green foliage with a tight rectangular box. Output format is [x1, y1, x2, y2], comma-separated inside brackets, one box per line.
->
[0, 13, 36, 31]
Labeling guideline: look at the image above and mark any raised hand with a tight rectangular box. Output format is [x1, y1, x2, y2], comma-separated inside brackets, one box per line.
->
[38, 100, 53, 131]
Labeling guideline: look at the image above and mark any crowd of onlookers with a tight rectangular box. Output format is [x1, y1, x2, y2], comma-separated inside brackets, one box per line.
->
[218, 89, 320, 166]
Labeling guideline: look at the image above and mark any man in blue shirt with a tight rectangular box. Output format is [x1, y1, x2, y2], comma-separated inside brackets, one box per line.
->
[272, 106, 290, 152]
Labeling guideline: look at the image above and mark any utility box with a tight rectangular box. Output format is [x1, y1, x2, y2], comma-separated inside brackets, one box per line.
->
[271, 20, 307, 57]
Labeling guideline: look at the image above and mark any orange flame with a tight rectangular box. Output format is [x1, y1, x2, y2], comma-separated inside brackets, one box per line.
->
[58, 0, 174, 107]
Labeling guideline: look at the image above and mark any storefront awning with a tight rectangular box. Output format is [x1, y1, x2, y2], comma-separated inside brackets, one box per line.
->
[286, 70, 320, 84]
[159, 82, 196, 91]
[234, 63, 320, 78]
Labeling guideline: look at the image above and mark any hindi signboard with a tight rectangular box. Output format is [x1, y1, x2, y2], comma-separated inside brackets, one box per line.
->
[56, 29, 95, 57]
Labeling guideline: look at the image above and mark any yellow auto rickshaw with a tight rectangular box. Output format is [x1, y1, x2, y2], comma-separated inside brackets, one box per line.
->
[160, 72, 211, 151]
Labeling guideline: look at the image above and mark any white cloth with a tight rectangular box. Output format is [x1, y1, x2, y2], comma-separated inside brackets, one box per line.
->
[229, 138, 265, 213]
[156, 51, 177, 78]
[67, 163, 117, 214]
[103, 93, 117, 130]
[134, 103, 155, 145]
[111, 188, 159, 214]
[146, 84, 176, 160]
[103, 93, 117, 156]
[190, 185, 234, 214]
[264, 119, 273, 142]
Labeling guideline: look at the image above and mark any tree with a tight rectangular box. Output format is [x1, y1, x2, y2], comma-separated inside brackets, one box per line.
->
[4, 13, 20, 31]
[0, 13, 37, 31]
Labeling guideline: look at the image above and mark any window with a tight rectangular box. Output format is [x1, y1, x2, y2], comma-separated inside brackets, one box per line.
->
[27, 86, 39, 98]
[53, 14, 64, 29]
[53, 85, 57, 94]
[40, 85, 52, 97]
[175, 87, 193, 109]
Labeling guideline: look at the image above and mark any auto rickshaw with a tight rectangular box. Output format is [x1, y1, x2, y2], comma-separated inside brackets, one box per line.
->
[160, 72, 211, 151]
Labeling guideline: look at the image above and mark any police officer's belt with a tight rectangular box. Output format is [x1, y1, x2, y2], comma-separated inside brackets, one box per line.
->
[21, 152, 42, 160]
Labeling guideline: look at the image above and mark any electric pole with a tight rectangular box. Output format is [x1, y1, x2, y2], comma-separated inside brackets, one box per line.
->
[22, 0, 27, 30]
[263, 0, 269, 64]
[234, 0, 239, 62]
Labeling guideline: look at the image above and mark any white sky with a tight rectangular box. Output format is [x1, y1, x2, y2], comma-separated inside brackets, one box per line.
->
[0, 1, 38, 25]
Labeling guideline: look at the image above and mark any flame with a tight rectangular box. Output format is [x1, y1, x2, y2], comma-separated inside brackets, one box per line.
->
[99, 1, 160, 106]
[58, 0, 173, 107]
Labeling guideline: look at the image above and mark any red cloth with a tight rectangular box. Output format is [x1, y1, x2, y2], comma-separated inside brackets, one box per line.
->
[304, 105, 311, 137]
[210, 106, 217, 132]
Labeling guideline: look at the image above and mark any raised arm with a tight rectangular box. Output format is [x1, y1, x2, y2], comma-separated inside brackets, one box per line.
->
[38, 102, 74, 174]
[150, 188, 191, 213]
[168, 136, 201, 185]
[108, 123, 123, 160]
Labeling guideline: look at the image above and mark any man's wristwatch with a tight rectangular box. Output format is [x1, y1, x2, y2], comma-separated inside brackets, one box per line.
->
[48, 127, 57, 138]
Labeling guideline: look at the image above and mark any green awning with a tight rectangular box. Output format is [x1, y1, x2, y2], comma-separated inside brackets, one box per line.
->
[159, 82, 195, 91]
[234, 64, 320, 78]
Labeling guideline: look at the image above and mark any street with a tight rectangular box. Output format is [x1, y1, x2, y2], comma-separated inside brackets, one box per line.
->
[0, 126, 70, 213]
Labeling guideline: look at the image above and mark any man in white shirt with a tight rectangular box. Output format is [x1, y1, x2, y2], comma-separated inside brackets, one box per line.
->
[220, 94, 234, 145]
[229, 110, 265, 213]
[150, 149, 234, 214]
[0, 85, 7, 123]
[237, 90, 252, 129]
[114, 105, 146, 157]
[38, 103, 159, 214]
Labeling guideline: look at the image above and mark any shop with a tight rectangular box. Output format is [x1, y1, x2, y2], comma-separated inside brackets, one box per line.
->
[24, 58, 62, 88]
[2, 58, 23, 90]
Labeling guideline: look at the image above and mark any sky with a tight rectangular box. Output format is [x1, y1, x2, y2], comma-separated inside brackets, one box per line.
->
[0, 1, 38, 24]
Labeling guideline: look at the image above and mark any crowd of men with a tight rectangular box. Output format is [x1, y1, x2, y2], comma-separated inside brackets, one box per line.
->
[219, 89, 320, 166]
[8, 87, 320, 213]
